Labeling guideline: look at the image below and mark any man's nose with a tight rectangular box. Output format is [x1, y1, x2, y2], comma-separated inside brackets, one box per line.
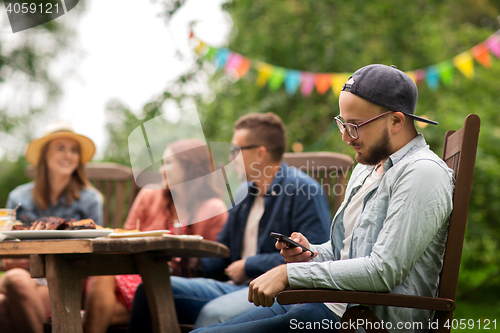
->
[341, 130, 354, 143]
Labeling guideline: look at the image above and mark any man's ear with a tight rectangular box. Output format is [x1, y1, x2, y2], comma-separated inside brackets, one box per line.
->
[391, 112, 406, 134]
[256, 145, 268, 162]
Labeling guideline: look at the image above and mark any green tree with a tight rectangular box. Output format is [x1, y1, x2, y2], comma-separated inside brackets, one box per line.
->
[0, 2, 86, 206]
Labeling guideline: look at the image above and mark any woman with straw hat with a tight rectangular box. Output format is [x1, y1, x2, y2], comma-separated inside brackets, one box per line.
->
[0, 120, 103, 333]
[6, 120, 102, 225]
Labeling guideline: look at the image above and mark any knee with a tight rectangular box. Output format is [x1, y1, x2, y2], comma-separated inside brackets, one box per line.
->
[1, 269, 35, 297]
[88, 276, 115, 293]
[196, 303, 229, 326]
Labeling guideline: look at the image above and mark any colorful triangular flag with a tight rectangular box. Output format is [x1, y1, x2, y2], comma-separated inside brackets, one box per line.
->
[425, 66, 439, 91]
[415, 69, 426, 85]
[225, 53, 244, 76]
[301, 72, 316, 97]
[214, 48, 231, 70]
[315, 74, 332, 95]
[268, 67, 286, 91]
[453, 51, 474, 79]
[406, 71, 417, 84]
[331, 73, 350, 97]
[471, 43, 492, 68]
[436, 60, 454, 86]
[485, 33, 500, 58]
[285, 70, 301, 95]
[256, 63, 274, 87]
[235, 58, 251, 79]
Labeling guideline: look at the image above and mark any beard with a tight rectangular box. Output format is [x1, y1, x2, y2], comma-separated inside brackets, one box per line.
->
[354, 128, 392, 166]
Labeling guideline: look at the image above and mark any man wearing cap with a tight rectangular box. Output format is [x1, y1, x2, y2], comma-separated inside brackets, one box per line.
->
[193, 64, 454, 333]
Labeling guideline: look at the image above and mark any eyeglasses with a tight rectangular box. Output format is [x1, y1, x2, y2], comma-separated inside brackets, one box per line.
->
[229, 145, 262, 159]
[335, 111, 393, 140]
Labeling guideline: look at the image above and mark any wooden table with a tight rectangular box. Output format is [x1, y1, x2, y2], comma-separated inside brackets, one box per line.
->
[0, 236, 229, 333]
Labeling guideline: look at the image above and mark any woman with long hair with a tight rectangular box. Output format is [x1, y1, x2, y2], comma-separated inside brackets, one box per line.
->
[0, 121, 102, 333]
[83, 138, 228, 333]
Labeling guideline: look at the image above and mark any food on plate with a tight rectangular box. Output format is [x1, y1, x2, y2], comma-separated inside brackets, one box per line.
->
[12, 221, 27, 230]
[10, 217, 97, 230]
[95, 225, 113, 230]
[111, 228, 141, 234]
[68, 219, 97, 230]
[30, 216, 68, 230]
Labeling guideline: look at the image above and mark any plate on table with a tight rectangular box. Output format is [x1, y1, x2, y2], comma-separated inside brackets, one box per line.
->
[0, 229, 113, 240]
[107, 230, 171, 238]
[163, 234, 203, 240]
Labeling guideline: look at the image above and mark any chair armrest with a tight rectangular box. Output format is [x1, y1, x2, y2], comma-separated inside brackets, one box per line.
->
[276, 289, 455, 312]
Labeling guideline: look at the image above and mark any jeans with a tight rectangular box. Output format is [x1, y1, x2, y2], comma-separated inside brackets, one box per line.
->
[194, 287, 257, 328]
[128, 277, 250, 333]
[191, 302, 341, 333]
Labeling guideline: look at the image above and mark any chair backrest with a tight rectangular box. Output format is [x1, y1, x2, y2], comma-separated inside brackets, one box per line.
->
[438, 114, 480, 301]
[85, 162, 140, 228]
[26, 162, 139, 228]
[283, 152, 354, 215]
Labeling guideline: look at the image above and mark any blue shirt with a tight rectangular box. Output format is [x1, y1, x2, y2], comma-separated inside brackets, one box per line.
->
[287, 134, 454, 332]
[203, 162, 331, 279]
[6, 182, 103, 226]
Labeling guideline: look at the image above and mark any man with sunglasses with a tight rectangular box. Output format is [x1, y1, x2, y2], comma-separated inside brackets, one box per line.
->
[129, 112, 331, 332]
[191, 64, 454, 333]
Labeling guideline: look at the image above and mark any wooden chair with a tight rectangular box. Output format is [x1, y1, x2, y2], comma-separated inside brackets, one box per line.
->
[26, 162, 139, 229]
[85, 162, 138, 229]
[276, 114, 481, 333]
[283, 152, 354, 215]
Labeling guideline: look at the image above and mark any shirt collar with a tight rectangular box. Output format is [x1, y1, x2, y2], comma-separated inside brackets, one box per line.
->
[382, 133, 426, 172]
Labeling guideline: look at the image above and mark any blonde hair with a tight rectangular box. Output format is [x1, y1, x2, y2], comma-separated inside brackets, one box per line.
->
[32, 140, 93, 210]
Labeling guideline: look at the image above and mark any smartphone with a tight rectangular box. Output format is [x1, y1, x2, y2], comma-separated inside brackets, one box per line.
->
[270, 232, 314, 257]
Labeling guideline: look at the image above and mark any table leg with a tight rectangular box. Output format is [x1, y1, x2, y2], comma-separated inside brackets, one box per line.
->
[45, 254, 83, 333]
[134, 252, 181, 333]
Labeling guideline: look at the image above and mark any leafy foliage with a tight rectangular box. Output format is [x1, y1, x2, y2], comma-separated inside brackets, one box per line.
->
[0, 1, 86, 154]
[0, 3, 86, 204]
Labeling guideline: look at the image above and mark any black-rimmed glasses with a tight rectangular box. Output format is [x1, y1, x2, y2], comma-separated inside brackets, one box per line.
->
[229, 145, 262, 159]
[335, 111, 393, 140]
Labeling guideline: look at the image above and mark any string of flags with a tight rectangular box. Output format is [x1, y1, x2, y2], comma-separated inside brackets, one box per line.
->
[190, 30, 500, 97]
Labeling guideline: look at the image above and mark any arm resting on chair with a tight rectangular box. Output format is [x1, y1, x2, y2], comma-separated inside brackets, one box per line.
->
[277, 289, 455, 312]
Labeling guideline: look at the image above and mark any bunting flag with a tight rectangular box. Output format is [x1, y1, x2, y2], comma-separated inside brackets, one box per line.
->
[300, 72, 316, 96]
[315, 74, 332, 95]
[453, 51, 474, 79]
[285, 70, 301, 95]
[191, 30, 500, 96]
[425, 66, 439, 91]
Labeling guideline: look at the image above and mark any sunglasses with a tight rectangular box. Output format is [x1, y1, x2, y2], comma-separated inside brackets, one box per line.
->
[229, 145, 262, 158]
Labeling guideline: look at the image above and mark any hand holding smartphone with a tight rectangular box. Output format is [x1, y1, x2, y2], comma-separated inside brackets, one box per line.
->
[270, 232, 314, 257]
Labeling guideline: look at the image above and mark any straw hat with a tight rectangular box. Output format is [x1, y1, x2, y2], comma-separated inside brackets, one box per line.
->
[25, 120, 96, 166]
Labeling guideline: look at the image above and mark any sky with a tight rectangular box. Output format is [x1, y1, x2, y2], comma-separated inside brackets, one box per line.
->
[16, 0, 231, 159]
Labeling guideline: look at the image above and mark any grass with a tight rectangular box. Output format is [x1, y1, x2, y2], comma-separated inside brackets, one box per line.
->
[451, 299, 500, 332]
